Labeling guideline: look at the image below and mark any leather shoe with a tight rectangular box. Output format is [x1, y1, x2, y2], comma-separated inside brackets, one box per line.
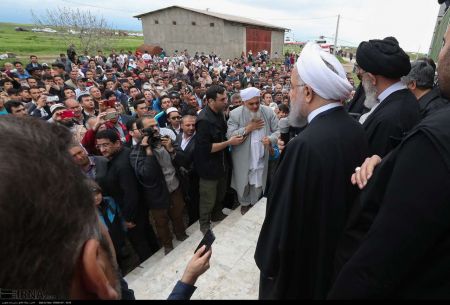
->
[164, 247, 174, 255]
[241, 205, 251, 215]
[176, 233, 189, 241]
[211, 212, 227, 222]
[200, 226, 210, 235]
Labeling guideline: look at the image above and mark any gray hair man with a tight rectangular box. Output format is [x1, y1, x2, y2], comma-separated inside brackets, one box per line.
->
[227, 87, 279, 215]
[402, 60, 448, 118]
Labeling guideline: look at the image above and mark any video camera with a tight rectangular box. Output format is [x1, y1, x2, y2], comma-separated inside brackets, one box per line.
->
[141, 126, 162, 148]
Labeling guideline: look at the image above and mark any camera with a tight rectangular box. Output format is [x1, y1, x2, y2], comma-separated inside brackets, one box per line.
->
[141, 127, 161, 148]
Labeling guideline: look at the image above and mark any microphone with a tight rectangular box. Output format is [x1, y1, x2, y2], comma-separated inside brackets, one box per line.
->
[279, 118, 291, 145]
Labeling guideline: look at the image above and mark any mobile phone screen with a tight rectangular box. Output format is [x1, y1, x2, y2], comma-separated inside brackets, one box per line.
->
[194, 229, 215, 254]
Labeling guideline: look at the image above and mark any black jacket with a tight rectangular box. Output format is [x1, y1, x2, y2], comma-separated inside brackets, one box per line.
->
[95, 147, 139, 222]
[129, 145, 170, 210]
[194, 106, 229, 180]
[27, 102, 51, 120]
[418, 87, 449, 119]
[362, 89, 420, 158]
[174, 132, 196, 171]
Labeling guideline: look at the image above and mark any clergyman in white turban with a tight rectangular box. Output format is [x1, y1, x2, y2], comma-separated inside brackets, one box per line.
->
[227, 87, 279, 215]
[254, 42, 369, 300]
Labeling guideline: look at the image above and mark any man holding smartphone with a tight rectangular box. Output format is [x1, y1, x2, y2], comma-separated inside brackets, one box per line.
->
[29, 91, 51, 120]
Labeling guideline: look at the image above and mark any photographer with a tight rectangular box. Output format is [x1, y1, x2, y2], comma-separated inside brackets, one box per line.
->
[130, 115, 188, 255]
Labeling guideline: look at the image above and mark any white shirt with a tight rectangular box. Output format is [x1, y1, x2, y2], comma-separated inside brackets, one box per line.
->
[377, 81, 407, 104]
[359, 82, 407, 124]
[181, 132, 195, 150]
[307, 102, 342, 123]
[142, 53, 152, 61]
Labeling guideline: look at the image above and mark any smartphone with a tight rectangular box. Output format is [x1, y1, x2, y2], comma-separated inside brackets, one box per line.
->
[105, 100, 116, 108]
[194, 229, 215, 254]
[47, 95, 60, 102]
[60, 110, 75, 119]
[104, 112, 118, 120]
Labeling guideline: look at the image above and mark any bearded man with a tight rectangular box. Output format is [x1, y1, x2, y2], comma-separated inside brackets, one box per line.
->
[254, 43, 369, 299]
[357, 37, 420, 157]
[226, 87, 279, 215]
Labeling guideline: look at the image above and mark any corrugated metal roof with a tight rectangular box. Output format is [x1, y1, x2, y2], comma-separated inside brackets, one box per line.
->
[134, 5, 288, 31]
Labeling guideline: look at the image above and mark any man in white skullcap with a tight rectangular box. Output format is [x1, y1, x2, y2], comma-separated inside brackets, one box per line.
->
[255, 42, 369, 300]
[227, 87, 279, 215]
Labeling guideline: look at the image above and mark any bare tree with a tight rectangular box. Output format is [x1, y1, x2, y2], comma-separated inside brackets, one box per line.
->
[32, 7, 116, 54]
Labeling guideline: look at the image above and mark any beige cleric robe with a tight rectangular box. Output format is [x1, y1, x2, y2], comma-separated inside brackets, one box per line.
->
[226, 105, 280, 198]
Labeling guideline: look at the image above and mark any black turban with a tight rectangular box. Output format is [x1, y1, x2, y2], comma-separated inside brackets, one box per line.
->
[356, 37, 411, 79]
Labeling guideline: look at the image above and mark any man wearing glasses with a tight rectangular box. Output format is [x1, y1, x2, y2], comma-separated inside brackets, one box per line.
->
[167, 107, 182, 135]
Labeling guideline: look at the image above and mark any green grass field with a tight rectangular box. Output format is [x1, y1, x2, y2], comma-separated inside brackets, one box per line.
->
[0, 22, 144, 64]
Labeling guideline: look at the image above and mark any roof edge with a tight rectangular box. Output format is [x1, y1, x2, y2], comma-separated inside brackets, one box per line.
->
[134, 5, 288, 31]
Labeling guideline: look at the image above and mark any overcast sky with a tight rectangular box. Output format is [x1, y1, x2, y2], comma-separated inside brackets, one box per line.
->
[0, 0, 441, 52]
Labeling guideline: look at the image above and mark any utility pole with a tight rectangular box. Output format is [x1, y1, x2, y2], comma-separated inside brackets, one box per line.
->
[334, 14, 340, 55]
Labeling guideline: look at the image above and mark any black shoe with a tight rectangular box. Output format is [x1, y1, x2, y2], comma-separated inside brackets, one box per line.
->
[164, 247, 174, 255]
[176, 233, 189, 241]
[241, 205, 252, 215]
[211, 212, 227, 222]
[200, 226, 210, 235]
[231, 201, 240, 210]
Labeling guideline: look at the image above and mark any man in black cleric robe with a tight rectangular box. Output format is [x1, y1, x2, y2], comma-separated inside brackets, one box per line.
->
[345, 64, 367, 117]
[329, 27, 450, 299]
[357, 37, 420, 158]
[254, 42, 369, 300]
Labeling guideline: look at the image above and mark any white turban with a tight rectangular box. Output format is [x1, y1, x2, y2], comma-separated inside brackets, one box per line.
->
[240, 87, 261, 101]
[296, 42, 352, 101]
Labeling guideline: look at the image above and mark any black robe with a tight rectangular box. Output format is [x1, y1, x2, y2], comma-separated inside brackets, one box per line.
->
[330, 107, 450, 299]
[254, 107, 369, 299]
[345, 83, 368, 116]
[362, 89, 420, 158]
[418, 87, 449, 119]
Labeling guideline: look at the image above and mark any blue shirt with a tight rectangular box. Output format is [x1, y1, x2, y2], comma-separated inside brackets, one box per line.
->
[16, 70, 30, 80]
[152, 98, 162, 113]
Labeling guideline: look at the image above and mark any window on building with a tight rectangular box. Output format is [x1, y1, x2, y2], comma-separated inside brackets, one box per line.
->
[192, 21, 196, 26]
[173, 21, 177, 25]
[155, 20, 159, 24]
[210, 23, 215, 27]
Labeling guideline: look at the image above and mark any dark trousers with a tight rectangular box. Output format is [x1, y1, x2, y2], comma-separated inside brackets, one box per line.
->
[151, 187, 186, 249]
[127, 202, 160, 263]
[180, 172, 200, 226]
[198, 174, 227, 230]
[222, 165, 238, 209]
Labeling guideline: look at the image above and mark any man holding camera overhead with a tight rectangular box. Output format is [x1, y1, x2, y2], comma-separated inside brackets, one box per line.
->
[130, 115, 188, 255]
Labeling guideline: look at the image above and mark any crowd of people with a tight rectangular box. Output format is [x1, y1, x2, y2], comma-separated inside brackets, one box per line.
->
[1, 18, 450, 299]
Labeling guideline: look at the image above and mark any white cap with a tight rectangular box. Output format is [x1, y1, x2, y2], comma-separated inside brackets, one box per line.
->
[50, 103, 66, 114]
[166, 107, 179, 115]
[240, 87, 261, 102]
